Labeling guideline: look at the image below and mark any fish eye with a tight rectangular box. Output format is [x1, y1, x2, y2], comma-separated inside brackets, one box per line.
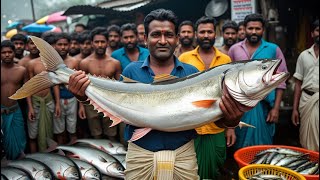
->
[261, 65, 268, 70]
[73, 172, 78, 177]
[117, 166, 124, 171]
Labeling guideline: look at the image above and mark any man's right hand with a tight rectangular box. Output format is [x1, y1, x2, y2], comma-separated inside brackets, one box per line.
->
[68, 71, 90, 101]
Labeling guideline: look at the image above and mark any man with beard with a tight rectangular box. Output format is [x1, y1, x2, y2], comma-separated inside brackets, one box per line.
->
[292, 19, 319, 152]
[137, 23, 146, 48]
[111, 23, 149, 71]
[52, 33, 79, 145]
[67, 9, 242, 179]
[174, 20, 195, 57]
[1, 40, 27, 160]
[10, 33, 28, 61]
[68, 32, 81, 57]
[26, 32, 60, 153]
[18, 38, 40, 67]
[106, 24, 121, 55]
[228, 13, 288, 149]
[74, 30, 93, 69]
[79, 27, 122, 140]
[218, 20, 238, 55]
[237, 21, 246, 42]
[179, 16, 236, 179]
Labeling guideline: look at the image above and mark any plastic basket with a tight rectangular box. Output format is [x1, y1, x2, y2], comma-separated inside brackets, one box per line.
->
[234, 145, 319, 180]
[239, 164, 306, 180]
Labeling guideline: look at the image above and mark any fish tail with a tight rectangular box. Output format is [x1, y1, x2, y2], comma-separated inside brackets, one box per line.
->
[238, 121, 256, 129]
[30, 36, 65, 71]
[9, 72, 55, 100]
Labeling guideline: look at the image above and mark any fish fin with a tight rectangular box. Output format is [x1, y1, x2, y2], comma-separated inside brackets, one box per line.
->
[45, 138, 58, 152]
[129, 128, 152, 142]
[238, 121, 256, 129]
[121, 74, 139, 83]
[30, 36, 65, 71]
[9, 72, 54, 100]
[57, 149, 66, 156]
[153, 74, 178, 83]
[192, 99, 217, 108]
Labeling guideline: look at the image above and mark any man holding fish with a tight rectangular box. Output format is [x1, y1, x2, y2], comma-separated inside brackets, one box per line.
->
[68, 9, 243, 179]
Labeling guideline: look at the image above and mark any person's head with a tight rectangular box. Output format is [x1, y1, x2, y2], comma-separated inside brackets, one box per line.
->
[244, 13, 266, 44]
[178, 20, 195, 47]
[10, 33, 27, 58]
[53, 32, 71, 58]
[69, 32, 81, 56]
[120, 23, 138, 51]
[89, 27, 108, 55]
[195, 16, 217, 50]
[74, 23, 86, 33]
[41, 32, 57, 45]
[311, 19, 319, 46]
[136, 23, 146, 47]
[78, 30, 92, 56]
[26, 37, 40, 56]
[222, 20, 238, 48]
[237, 21, 246, 41]
[1, 40, 15, 63]
[107, 24, 121, 49]
[144, 8, 179, 61]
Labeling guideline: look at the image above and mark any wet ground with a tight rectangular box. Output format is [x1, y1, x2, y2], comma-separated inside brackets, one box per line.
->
[218, 108, 301, 180]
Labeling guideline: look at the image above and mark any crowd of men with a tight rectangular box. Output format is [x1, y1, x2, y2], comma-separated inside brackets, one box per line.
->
[1, 8, 318, 179]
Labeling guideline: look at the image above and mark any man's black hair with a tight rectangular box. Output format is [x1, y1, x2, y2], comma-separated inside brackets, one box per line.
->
[120, 23, 137, 36]
[312, 19, 319, 31]
[10, 33, 27, 44]
[107, 24, 120, 35]
[54, 32, 71, 43]
[1, 40, 15, 51]
[222, 20, 239, 32]
[70, 32, 80, 42]
[89, 27, 108, 41]
[244, 13, 266, 27]
[78, 30, 91, 44]
[75, 23, 86, 30]
[144, 8, 178, 36]
[178, 20, 194, 33]
[41, 32, 56, 45]
[238, 21, 245, 27]
[195, 16, 217, 31]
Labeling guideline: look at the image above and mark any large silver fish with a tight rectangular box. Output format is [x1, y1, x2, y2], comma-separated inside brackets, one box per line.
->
[56, 145, 125, 179]
[1, 166, 31, 180]
[76, 139, 127, 155]
[7, 158, 53, 180]
[70, 158, 101, 180]
[10, 36, 289, 141]
[26, 153, 80, 179]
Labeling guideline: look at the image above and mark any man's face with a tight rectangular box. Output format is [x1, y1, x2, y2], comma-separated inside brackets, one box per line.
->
[1, 47, 15, 63]
[80, 40, 92, 56]
[107, 31, 120, 49]
[245, 21, 264, 44]
[137, 24, 145, 45]
[312, 26, 319, 45]
[223, 28, 238, 47]
[146, 20, 178, 61]
[69, 40, 80, 56]
[54, 38, 70, 57]
[12, 40, 25, 56]
[92, 35, 107, 55]
[237, 25, 246, 41]
[26, 40, 39, 56]
[196, 23, 216, 50]
[121, 30, 138, 51]
[178, 25, 194, 47]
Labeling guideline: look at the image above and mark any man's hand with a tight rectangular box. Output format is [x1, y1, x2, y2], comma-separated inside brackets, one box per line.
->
[266, 107, 279, 123]
[28, 108, 35, 122]
[225, 128, 236, 147]
[78, 103, 86, 119]
[68, 71, 90, 101]
[291, 109, 300, 126]
[219, 94, 243, 127]
[55, 103, 61, 118]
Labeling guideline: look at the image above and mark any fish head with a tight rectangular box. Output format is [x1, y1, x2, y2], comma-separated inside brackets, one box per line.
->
[224, 59, 289, 110]
[34, 170, 52, 180]
[106, 162, 125, 178]
[116, 147, 127, 154]
[63, 166, 80, 179]
[83, 168, 101, 180]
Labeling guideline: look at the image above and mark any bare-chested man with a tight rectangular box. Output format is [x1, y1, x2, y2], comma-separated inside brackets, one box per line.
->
[26, 32, 60, 153]
[73, 30, 92, 70]
[18, 38, 40, 67]
[53, 32, 79, 144]
[1, 40, 27, 159]
[79, 27, 121, 140]
[10, 33, 28, 61]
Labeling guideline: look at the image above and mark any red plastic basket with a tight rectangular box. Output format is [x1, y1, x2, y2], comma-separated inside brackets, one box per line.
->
[234, 145, 319, 180]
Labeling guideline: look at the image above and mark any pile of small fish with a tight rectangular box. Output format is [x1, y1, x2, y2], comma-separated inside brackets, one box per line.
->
[250, 147, 319, 175]
[1, 139, 127, 180]
[249, 171, 287, 180]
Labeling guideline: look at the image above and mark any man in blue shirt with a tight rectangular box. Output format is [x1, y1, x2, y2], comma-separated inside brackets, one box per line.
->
[68, 9, 243, 180]
[111, 23, 149, 70]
